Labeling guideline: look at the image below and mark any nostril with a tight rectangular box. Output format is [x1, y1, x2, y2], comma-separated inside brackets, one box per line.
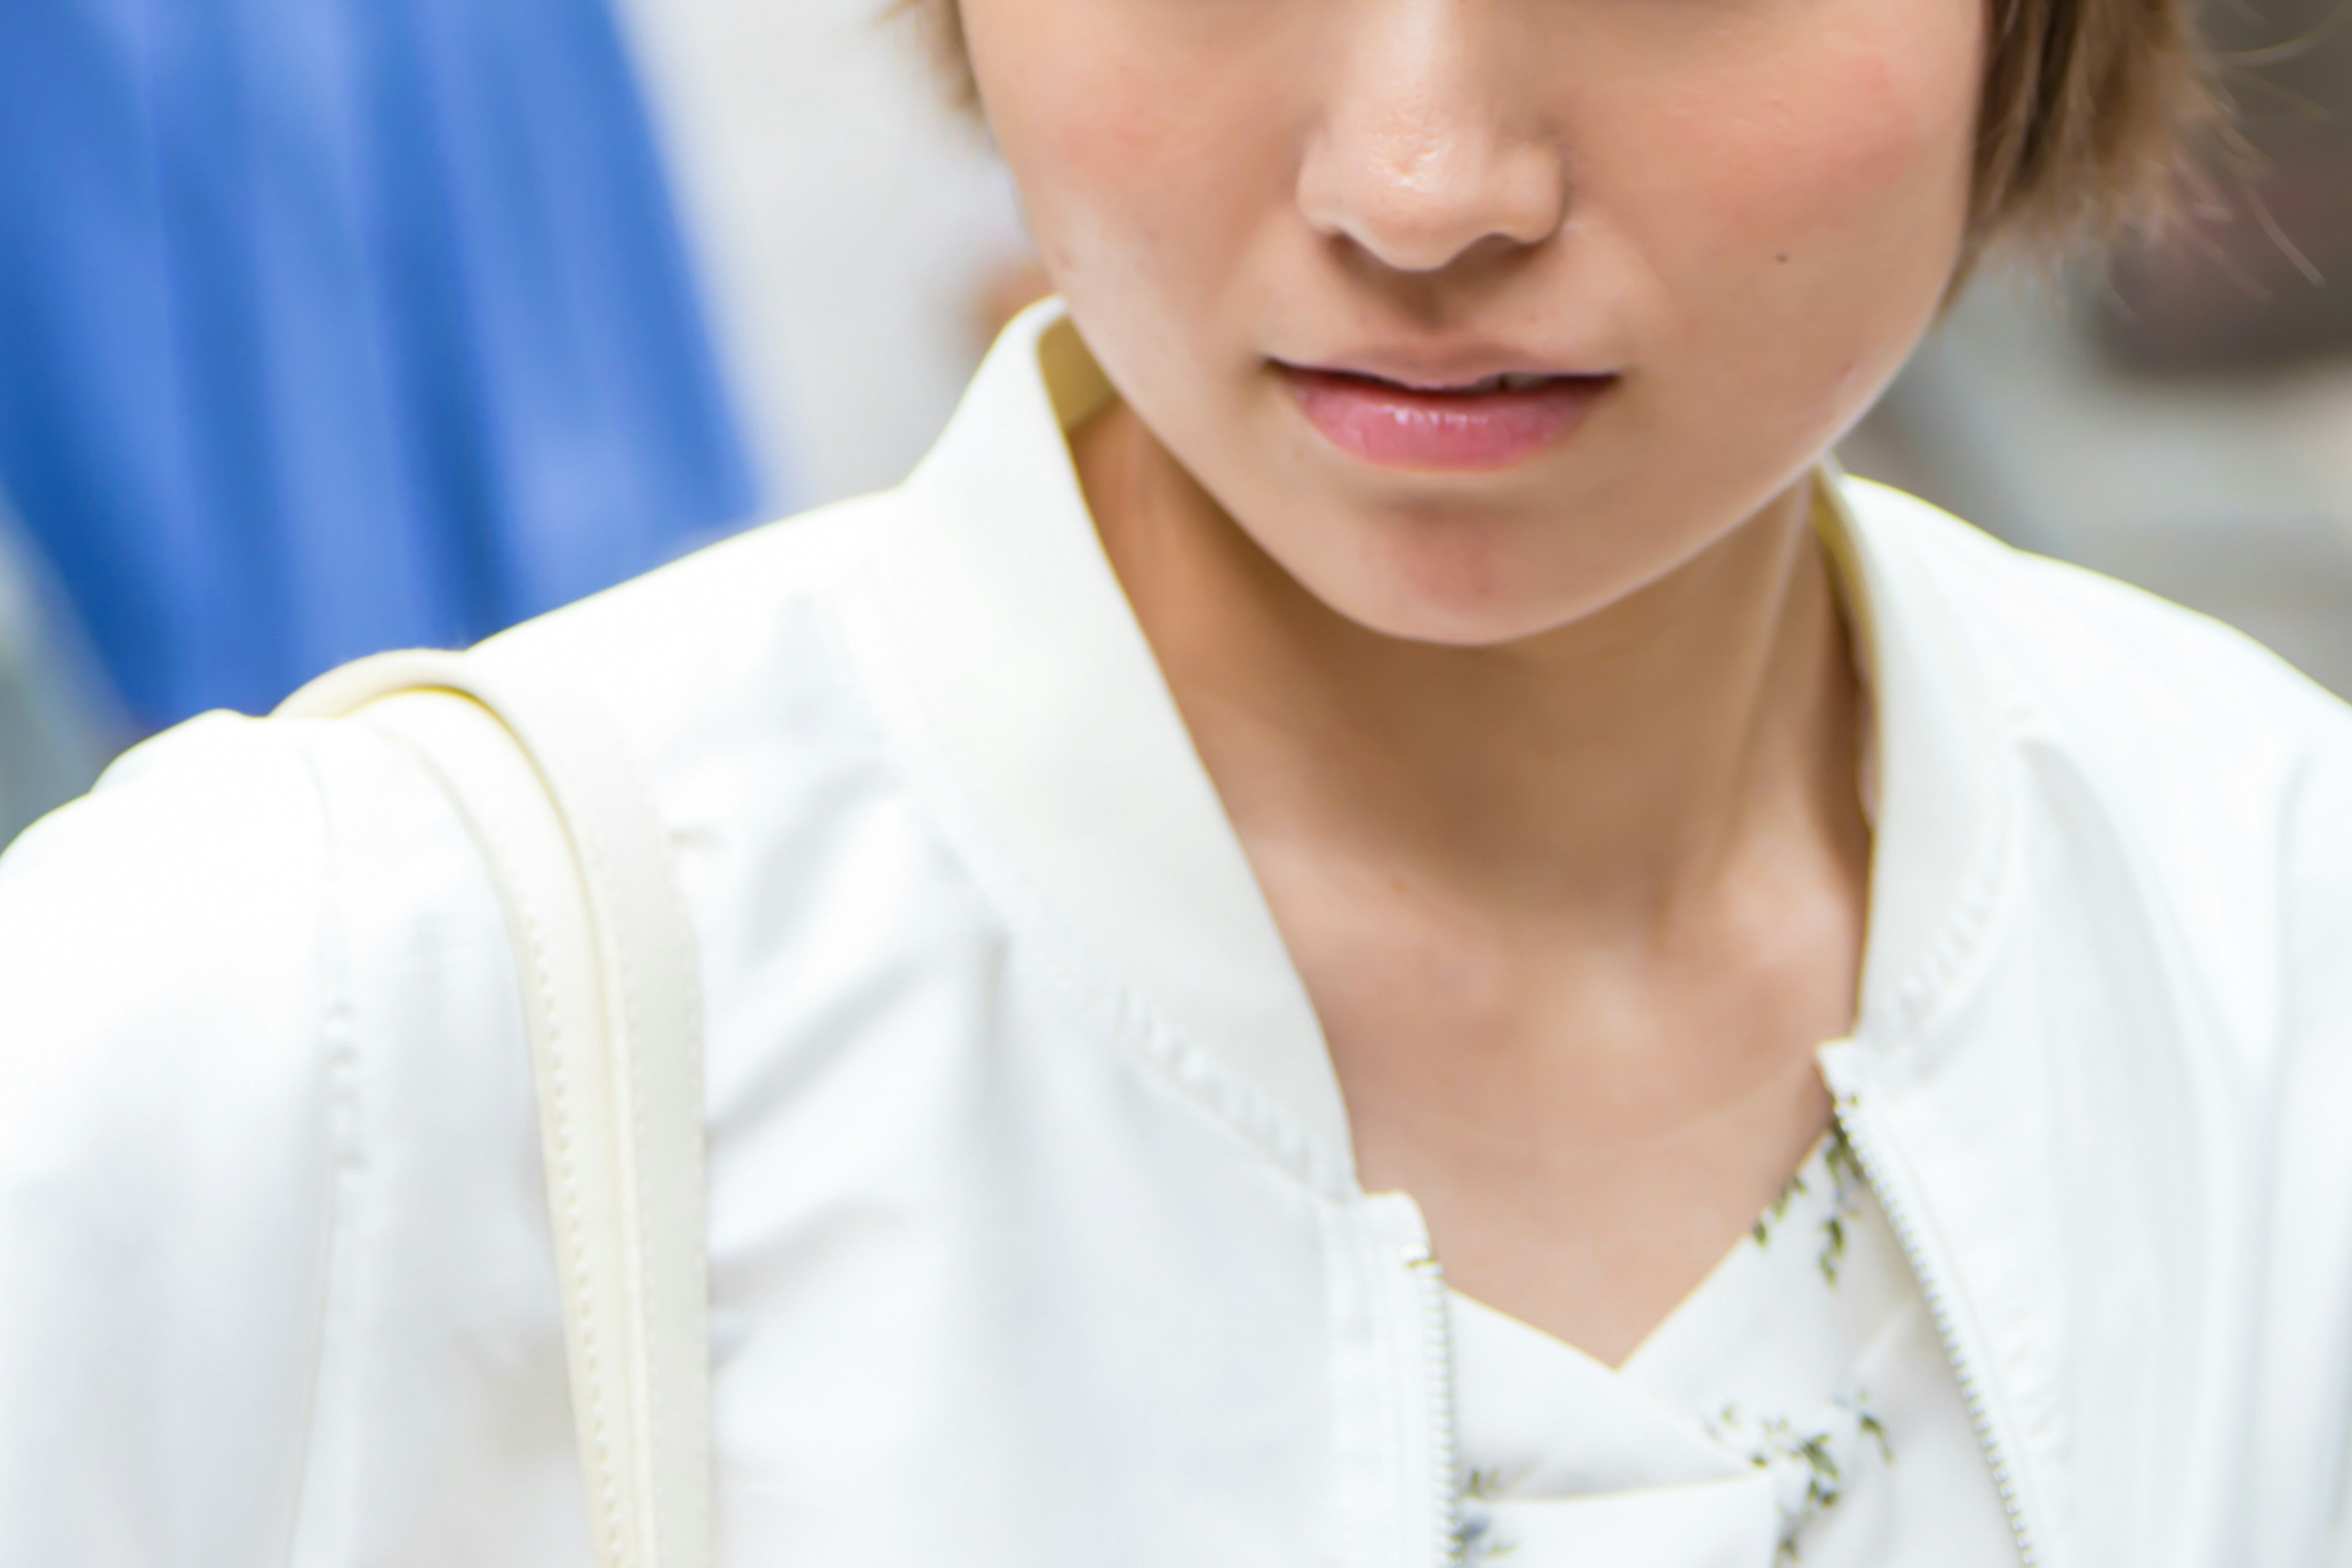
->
[1297, 126, 1568, 275]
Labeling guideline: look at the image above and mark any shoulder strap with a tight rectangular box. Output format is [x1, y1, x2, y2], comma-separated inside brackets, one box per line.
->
[279, 649, 712, 1568]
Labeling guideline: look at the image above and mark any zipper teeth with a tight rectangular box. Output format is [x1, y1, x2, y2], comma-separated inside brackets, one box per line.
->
[1833, 1095, 2040, 1568]
[1404, 1250, 1466, 1566]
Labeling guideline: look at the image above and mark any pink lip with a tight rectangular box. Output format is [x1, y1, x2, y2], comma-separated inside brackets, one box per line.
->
[1281, 365, 1613, 472]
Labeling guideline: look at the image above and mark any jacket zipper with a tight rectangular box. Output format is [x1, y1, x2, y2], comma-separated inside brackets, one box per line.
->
[1399, 1235, 1465, 1566]
[1386, 1075, 2039, 1568]
[1829, 1082, 2043, 1567]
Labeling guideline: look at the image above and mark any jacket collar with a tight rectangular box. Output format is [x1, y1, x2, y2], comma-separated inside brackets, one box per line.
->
[870, 300, 2007, 1186]
[1812, 471, 2010, 1044]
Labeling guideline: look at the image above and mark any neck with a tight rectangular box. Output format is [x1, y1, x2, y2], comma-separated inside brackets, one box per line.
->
[1073, 402, 1867, 932]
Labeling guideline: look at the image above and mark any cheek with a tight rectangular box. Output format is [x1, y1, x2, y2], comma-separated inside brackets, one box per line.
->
[1615, 0, 1982, 450]
[1643, 3, 1981, 290]
[965, 1, 1163, 271]
[964, 0, 1291, 309]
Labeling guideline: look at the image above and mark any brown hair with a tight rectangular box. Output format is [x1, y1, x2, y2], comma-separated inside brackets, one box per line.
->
[1971, 0, 2218, 260]
[901, 0, 2219, 264]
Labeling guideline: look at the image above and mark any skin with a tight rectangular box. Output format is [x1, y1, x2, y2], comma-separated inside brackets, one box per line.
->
[959, 0, 1983, 1365]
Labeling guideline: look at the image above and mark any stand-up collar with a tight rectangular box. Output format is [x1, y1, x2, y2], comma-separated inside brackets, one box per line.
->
[874, 303, 1354, 1183]
[869, 301, 2005, 1187]
[1812, 471, 2009, 1044]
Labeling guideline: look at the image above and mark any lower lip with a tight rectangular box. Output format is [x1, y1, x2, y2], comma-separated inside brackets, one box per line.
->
[1282, 366, 1614, 472]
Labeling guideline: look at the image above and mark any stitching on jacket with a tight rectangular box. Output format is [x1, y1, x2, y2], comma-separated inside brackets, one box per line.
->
[518, 873, 624, 1560]
[567, 707, 715, 1559]
[837, 557, 1352, 1198]
[576, 812, 663, 1547]
[277, 723, 364, 1567]
[477, 788, 627, 1565]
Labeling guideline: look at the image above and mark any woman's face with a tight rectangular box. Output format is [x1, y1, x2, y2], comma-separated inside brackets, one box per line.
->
[962, 0, 1983, 646]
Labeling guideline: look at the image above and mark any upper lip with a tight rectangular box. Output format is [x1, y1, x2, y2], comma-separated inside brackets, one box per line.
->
[1275, 350, 1615, 394]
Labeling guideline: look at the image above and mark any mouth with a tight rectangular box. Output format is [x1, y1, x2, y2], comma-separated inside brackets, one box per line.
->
[1273, 362, 1617, 473]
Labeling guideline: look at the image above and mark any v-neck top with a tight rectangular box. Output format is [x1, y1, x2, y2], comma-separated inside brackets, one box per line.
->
[1449, 1131, 2019, 1564]
[1442, 489, 2016, 1562]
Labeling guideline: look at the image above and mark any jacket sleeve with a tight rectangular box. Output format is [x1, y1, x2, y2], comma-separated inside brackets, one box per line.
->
[0, 714, 345, 1566]
[0, 707, 590, 1566]
[2264, 728, 2352, 1568]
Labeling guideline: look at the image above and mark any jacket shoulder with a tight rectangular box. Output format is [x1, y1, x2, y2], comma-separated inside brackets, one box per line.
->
[0, 714, 337, 1108]
[1849, 480, 2352, 1047]
[1845, 478, 2352, 767]
[0, 715, 363, 1542]
[0, 705, 515, 1175]
[0, 692, 567, 1548]
[480, 492, 898, 761]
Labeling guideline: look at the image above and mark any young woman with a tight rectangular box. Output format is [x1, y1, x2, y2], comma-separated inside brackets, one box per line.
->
[5, 0, 2347, 1562]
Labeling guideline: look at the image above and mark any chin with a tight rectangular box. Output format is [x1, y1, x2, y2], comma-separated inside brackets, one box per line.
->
[1303, 557, 1604, 649]
[1308, 511, 1617, 648]
[1339, 593, 1583, 649]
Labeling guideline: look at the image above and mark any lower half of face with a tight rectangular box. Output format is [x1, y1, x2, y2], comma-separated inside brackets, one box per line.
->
[964, 0, 1984, 646]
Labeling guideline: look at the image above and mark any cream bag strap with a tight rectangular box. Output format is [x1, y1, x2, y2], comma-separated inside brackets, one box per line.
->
[279, 649, 712, 1568]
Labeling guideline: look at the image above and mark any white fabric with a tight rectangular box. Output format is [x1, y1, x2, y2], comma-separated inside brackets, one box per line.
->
[277, 653, 714, 1568]
[1449, 1134, 2016, 1565]
[6, 300, 2352, 1567]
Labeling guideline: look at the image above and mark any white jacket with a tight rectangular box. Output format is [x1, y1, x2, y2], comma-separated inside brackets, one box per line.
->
[4, 304, 2352, 1568]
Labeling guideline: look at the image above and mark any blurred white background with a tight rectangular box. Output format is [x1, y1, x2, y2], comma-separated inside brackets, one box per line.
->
[615, 0, 1030, 508]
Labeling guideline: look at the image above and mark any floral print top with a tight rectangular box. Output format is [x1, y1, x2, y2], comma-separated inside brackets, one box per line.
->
[1447, 1129, 2018, 1566]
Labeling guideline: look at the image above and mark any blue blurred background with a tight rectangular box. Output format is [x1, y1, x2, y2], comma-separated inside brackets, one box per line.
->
[0, 0, 2346, 845]
[0, 0, 758, 731]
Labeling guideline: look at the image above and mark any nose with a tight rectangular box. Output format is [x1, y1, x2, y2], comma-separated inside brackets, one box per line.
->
[1295, 0, 1569, 274]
